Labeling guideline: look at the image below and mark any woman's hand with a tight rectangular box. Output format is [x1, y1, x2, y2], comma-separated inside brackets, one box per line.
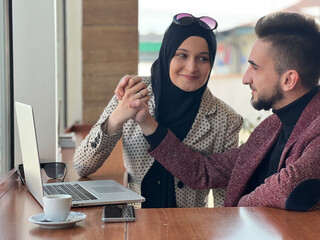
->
[114, 74, 157, 136]
[129, 100, 158, 136]
[106, 77, 149, 134]
[115, 75, 140, 101]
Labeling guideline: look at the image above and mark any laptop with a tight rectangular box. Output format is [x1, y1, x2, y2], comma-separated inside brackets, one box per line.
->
[15, 101, 145, 207]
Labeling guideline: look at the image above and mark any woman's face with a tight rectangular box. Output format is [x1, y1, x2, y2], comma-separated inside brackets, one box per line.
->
[169, 36, 211, 92]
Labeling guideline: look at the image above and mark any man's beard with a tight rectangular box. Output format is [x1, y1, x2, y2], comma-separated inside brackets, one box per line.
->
[251, 83, 283, 111]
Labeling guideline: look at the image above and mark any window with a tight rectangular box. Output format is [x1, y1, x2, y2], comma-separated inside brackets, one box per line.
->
[0, 0, 12, 178]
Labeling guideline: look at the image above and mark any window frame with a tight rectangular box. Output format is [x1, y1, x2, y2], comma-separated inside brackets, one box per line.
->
[0, 0, 13, 178]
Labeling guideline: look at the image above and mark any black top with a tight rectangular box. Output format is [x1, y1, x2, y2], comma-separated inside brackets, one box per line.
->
[245, 87, 319, 195]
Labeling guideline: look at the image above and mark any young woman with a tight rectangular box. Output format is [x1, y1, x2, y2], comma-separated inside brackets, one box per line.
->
[74, 13, 243, 208]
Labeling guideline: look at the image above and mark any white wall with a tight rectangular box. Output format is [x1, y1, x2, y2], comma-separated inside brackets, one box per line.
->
[13, 0, 58, 164]
[56, 0, 66, 135]
[66, 0, 82, 127]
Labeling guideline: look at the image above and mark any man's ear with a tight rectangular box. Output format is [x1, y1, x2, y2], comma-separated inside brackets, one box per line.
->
[281, 70, 300, 92]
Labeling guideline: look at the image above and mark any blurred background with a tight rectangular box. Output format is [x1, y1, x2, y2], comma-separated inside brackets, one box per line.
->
[138, 0, 320, 132]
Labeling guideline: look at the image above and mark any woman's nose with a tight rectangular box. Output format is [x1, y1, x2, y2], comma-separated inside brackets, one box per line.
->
[185, 59, 198, 72]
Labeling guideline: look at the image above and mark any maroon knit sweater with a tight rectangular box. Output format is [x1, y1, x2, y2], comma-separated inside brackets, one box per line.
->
[149, 91, 320, 209]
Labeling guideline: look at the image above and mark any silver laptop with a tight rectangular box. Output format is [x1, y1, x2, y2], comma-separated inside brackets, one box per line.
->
[15, 101, 145, 207]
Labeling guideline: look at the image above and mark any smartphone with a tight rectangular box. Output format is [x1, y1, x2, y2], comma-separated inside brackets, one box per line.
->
[102, 205, 136, 222]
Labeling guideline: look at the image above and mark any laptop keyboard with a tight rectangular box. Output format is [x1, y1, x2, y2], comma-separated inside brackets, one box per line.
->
[43, 183, 98, 201]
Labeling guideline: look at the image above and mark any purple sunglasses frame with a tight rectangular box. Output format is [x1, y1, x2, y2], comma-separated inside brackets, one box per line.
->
[173, 13, 218, 31]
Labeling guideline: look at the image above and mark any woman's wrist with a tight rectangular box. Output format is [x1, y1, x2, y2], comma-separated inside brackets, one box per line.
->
[139, 114, 158, 136]
[106, 110, 126, 134]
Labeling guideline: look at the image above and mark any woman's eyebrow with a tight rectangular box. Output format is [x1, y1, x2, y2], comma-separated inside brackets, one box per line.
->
[176, 48, 189, 52]
[176, 48, 209, 55]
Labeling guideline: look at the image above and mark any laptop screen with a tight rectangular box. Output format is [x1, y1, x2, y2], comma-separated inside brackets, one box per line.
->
[15, 102, 45, 206]
[15, 101, 145, 207]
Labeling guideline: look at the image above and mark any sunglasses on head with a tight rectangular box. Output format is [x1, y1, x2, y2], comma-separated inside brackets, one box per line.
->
[17, 162, 68, 185]
[173, 13, 218, 31]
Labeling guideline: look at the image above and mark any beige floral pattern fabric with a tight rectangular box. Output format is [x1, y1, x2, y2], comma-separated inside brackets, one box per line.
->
[74, 76, 243, 208]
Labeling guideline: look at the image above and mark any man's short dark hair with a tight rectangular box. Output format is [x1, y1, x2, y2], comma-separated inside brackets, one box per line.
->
[255, 12, 320, 89]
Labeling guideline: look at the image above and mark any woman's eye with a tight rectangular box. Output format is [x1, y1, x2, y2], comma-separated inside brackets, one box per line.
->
[199, 56, 209, 62]
[177, 53, 187, 58]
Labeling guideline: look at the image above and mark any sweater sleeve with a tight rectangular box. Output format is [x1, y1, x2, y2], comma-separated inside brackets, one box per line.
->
[238, 130, 320, 210]
[73, 95, 122, 177]
[148, 130, 240, 189]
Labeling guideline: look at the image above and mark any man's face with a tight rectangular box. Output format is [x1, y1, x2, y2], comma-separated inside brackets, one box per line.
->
[242, 39, 284, 111]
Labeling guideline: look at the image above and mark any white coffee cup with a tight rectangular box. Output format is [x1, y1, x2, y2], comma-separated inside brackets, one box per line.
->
[43, 194, 72, 222]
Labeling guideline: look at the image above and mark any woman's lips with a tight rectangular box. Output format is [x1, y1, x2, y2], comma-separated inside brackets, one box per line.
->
[180, 74, 198, 80]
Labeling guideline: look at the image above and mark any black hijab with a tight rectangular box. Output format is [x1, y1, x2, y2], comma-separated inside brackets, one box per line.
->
[151, 19, 217, 141]
[141, 18, 217, 208]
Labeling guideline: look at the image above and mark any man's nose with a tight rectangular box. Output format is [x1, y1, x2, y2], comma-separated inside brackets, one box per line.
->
[242, 68, 252, 85]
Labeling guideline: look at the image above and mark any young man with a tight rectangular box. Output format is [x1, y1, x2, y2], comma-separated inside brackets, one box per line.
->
[126, 12, 320, 211]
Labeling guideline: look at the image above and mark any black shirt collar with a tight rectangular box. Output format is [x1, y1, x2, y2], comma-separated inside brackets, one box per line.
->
[273, 87, 319, 127]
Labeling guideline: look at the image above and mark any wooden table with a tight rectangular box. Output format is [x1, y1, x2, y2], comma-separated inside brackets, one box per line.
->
[2, 175, 320, 240]
[1, 129, 320, 239]
[128, 207, 320, 240]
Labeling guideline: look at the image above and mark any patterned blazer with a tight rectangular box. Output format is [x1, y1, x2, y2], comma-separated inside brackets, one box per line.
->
[74, 77, 243, 208]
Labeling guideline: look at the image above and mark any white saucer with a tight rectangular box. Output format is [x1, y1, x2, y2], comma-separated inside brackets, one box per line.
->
[28, 211, 86, 229]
